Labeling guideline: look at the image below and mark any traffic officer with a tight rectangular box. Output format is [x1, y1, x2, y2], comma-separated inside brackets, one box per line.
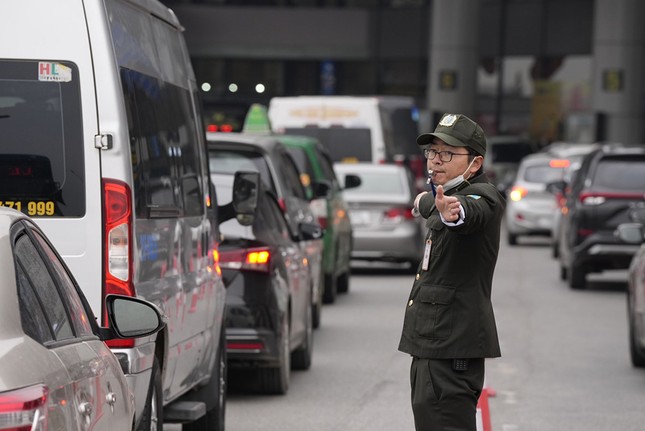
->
[398, 113, 505, 431]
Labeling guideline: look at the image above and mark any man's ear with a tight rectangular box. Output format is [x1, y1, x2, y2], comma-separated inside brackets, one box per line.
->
[471, 156, 484, 173]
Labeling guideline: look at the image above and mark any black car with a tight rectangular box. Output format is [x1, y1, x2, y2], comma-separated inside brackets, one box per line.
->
[213, 173, 322, 394]
[207, 132, 327, 328]
[558, 144, 645, 289]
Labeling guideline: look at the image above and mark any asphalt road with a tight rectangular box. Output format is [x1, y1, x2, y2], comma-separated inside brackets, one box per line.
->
[170, 228, 645, 431]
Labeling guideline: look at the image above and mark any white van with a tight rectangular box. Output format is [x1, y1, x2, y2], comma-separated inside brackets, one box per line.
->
[0, 1, 229, 429]
[267, 95, 426, 189]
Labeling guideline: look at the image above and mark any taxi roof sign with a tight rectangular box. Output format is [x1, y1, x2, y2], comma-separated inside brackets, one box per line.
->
[242, 103, 272, 134]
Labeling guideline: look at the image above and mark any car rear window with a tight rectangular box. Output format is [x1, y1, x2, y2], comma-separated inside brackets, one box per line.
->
[208, 149, 276, 194]
[0, 60, 85, 217]
[339, 170, 408, 197]
[592, 157, 645, 191]
[523, 164, 566, 184]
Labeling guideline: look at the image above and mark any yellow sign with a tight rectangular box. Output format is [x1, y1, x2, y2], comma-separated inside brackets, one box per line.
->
[0, 200, 56, 216]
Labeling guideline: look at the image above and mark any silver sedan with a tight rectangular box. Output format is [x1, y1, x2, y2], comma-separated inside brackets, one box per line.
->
[0, 207, 164, 431]
[334, 163, 425, 271]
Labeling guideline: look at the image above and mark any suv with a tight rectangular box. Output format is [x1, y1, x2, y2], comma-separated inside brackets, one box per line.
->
[558, 145, 645, 289]
[279, 134, 355, 306]
[206, 132, 325, 326]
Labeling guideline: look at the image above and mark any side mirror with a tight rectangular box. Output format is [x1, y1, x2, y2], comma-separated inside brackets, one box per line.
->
[546, 180, 566, 194]
[299, 221, 324, 241]
[344, 174, 361, 190]
[615, 223, 645, 244]
[311, 180, 331, 199]
[101, 295, 166, 340]
[233, 171, 260, 226]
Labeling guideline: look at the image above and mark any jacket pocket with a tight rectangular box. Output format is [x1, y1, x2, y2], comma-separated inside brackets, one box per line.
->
[414, 284, 456, 340]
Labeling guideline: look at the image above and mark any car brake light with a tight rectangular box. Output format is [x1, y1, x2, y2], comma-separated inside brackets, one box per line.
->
[220, 247, 271, 273]
[0, 385, 48, 431]
[509, 186, 527, 202]
[206, 124, 218, 132]
[384, 207, 415, 222]
[227, 341, 264, 351]
[102, 179, 135, 347]
[549, 159, 570, 168]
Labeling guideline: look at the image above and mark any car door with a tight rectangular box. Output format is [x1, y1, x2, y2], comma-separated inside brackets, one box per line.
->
[13, 221, 133, 431]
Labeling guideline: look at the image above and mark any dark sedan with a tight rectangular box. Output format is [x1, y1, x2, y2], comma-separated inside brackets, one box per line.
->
[212, 173, 322, 395]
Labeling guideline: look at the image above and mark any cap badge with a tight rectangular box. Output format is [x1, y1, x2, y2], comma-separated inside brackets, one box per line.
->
[439, 114, 458, 127]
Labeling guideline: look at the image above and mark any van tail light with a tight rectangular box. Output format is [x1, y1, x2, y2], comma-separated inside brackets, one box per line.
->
[220, 247, 271, 273]
[309, 198, 328, 229]
[579, 191, 644, 206]
[509, 186, 528, 202]
[0, 384, 48, 431]
[102, 179, 135, 348]
[383, 206, 415, 223]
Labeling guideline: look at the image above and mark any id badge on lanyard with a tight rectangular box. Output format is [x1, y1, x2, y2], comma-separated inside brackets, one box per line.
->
[421, 236, 432, 271]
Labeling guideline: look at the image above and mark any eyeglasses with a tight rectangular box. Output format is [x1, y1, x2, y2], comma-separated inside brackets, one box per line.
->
[423, 149, 470, 162]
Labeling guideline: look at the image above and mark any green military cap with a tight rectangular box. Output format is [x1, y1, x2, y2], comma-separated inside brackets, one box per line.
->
[417, 113, 487, 156]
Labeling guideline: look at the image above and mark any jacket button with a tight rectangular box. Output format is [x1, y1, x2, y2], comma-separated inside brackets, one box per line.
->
[415, 274, 420, 280]
[408, 299, 414, 306]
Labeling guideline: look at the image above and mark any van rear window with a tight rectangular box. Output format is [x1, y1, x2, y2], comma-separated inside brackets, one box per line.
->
[0, 60, 85, 217]
[285, 127, 372, 163]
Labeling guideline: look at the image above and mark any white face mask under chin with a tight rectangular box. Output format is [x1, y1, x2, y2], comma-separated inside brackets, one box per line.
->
[443, 157, 478, 191]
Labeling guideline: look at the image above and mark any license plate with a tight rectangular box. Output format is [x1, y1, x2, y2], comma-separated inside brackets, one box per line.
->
[349, 210, 371, 226]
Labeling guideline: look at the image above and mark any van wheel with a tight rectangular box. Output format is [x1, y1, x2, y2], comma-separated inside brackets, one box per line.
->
[336, 271, 350, 294]
[322, 272, 337, 304]
[258, 316, 290, 394]
[184, 327, 227, 431]
[137, 358, 163, 431]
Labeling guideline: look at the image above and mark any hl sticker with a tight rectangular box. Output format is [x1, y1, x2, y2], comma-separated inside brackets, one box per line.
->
[38, 62, 72, 82]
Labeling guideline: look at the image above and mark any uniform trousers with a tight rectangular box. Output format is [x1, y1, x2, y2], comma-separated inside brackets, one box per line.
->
[410, 357, 485, 431]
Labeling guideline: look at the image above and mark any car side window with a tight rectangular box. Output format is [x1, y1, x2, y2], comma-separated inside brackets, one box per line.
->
[318, 152, 340, 191]
[14, 233, 75, 343]
[30, 230, 94, 337]
[262, 195, 292, 243]
[16, 264, 54, 344]
[278, 152, 307, 200]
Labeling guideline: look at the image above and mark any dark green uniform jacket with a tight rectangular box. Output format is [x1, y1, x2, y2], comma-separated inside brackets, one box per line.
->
[398, 173, 505, 359]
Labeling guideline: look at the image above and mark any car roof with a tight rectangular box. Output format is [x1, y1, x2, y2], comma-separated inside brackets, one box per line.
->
[333, 162, 406, 174]
[206, 132, 283, 152]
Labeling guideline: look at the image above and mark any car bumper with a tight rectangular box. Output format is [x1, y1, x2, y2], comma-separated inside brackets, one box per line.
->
[351, 222, 423, 262]
[506, 201, 555, 235]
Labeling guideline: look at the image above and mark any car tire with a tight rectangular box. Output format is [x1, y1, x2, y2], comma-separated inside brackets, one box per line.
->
[183, 327, 227, 431]
[559, 262, 567, 281]
[137, 357, 163, 431]
[507, 233, 518, 246]
[336, 271, 350, 294]
[628, 296, 645, 368]
[568, 263, 586, 290]
[322, 272, 337, 304]
[258, 316, 290, 394]
[312, 299, 322, 329]
[552, 241, 559, 259]
[291, 299, 313, 370]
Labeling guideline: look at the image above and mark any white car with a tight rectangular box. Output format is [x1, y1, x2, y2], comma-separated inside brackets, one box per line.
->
[0, 207, 164, 430]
